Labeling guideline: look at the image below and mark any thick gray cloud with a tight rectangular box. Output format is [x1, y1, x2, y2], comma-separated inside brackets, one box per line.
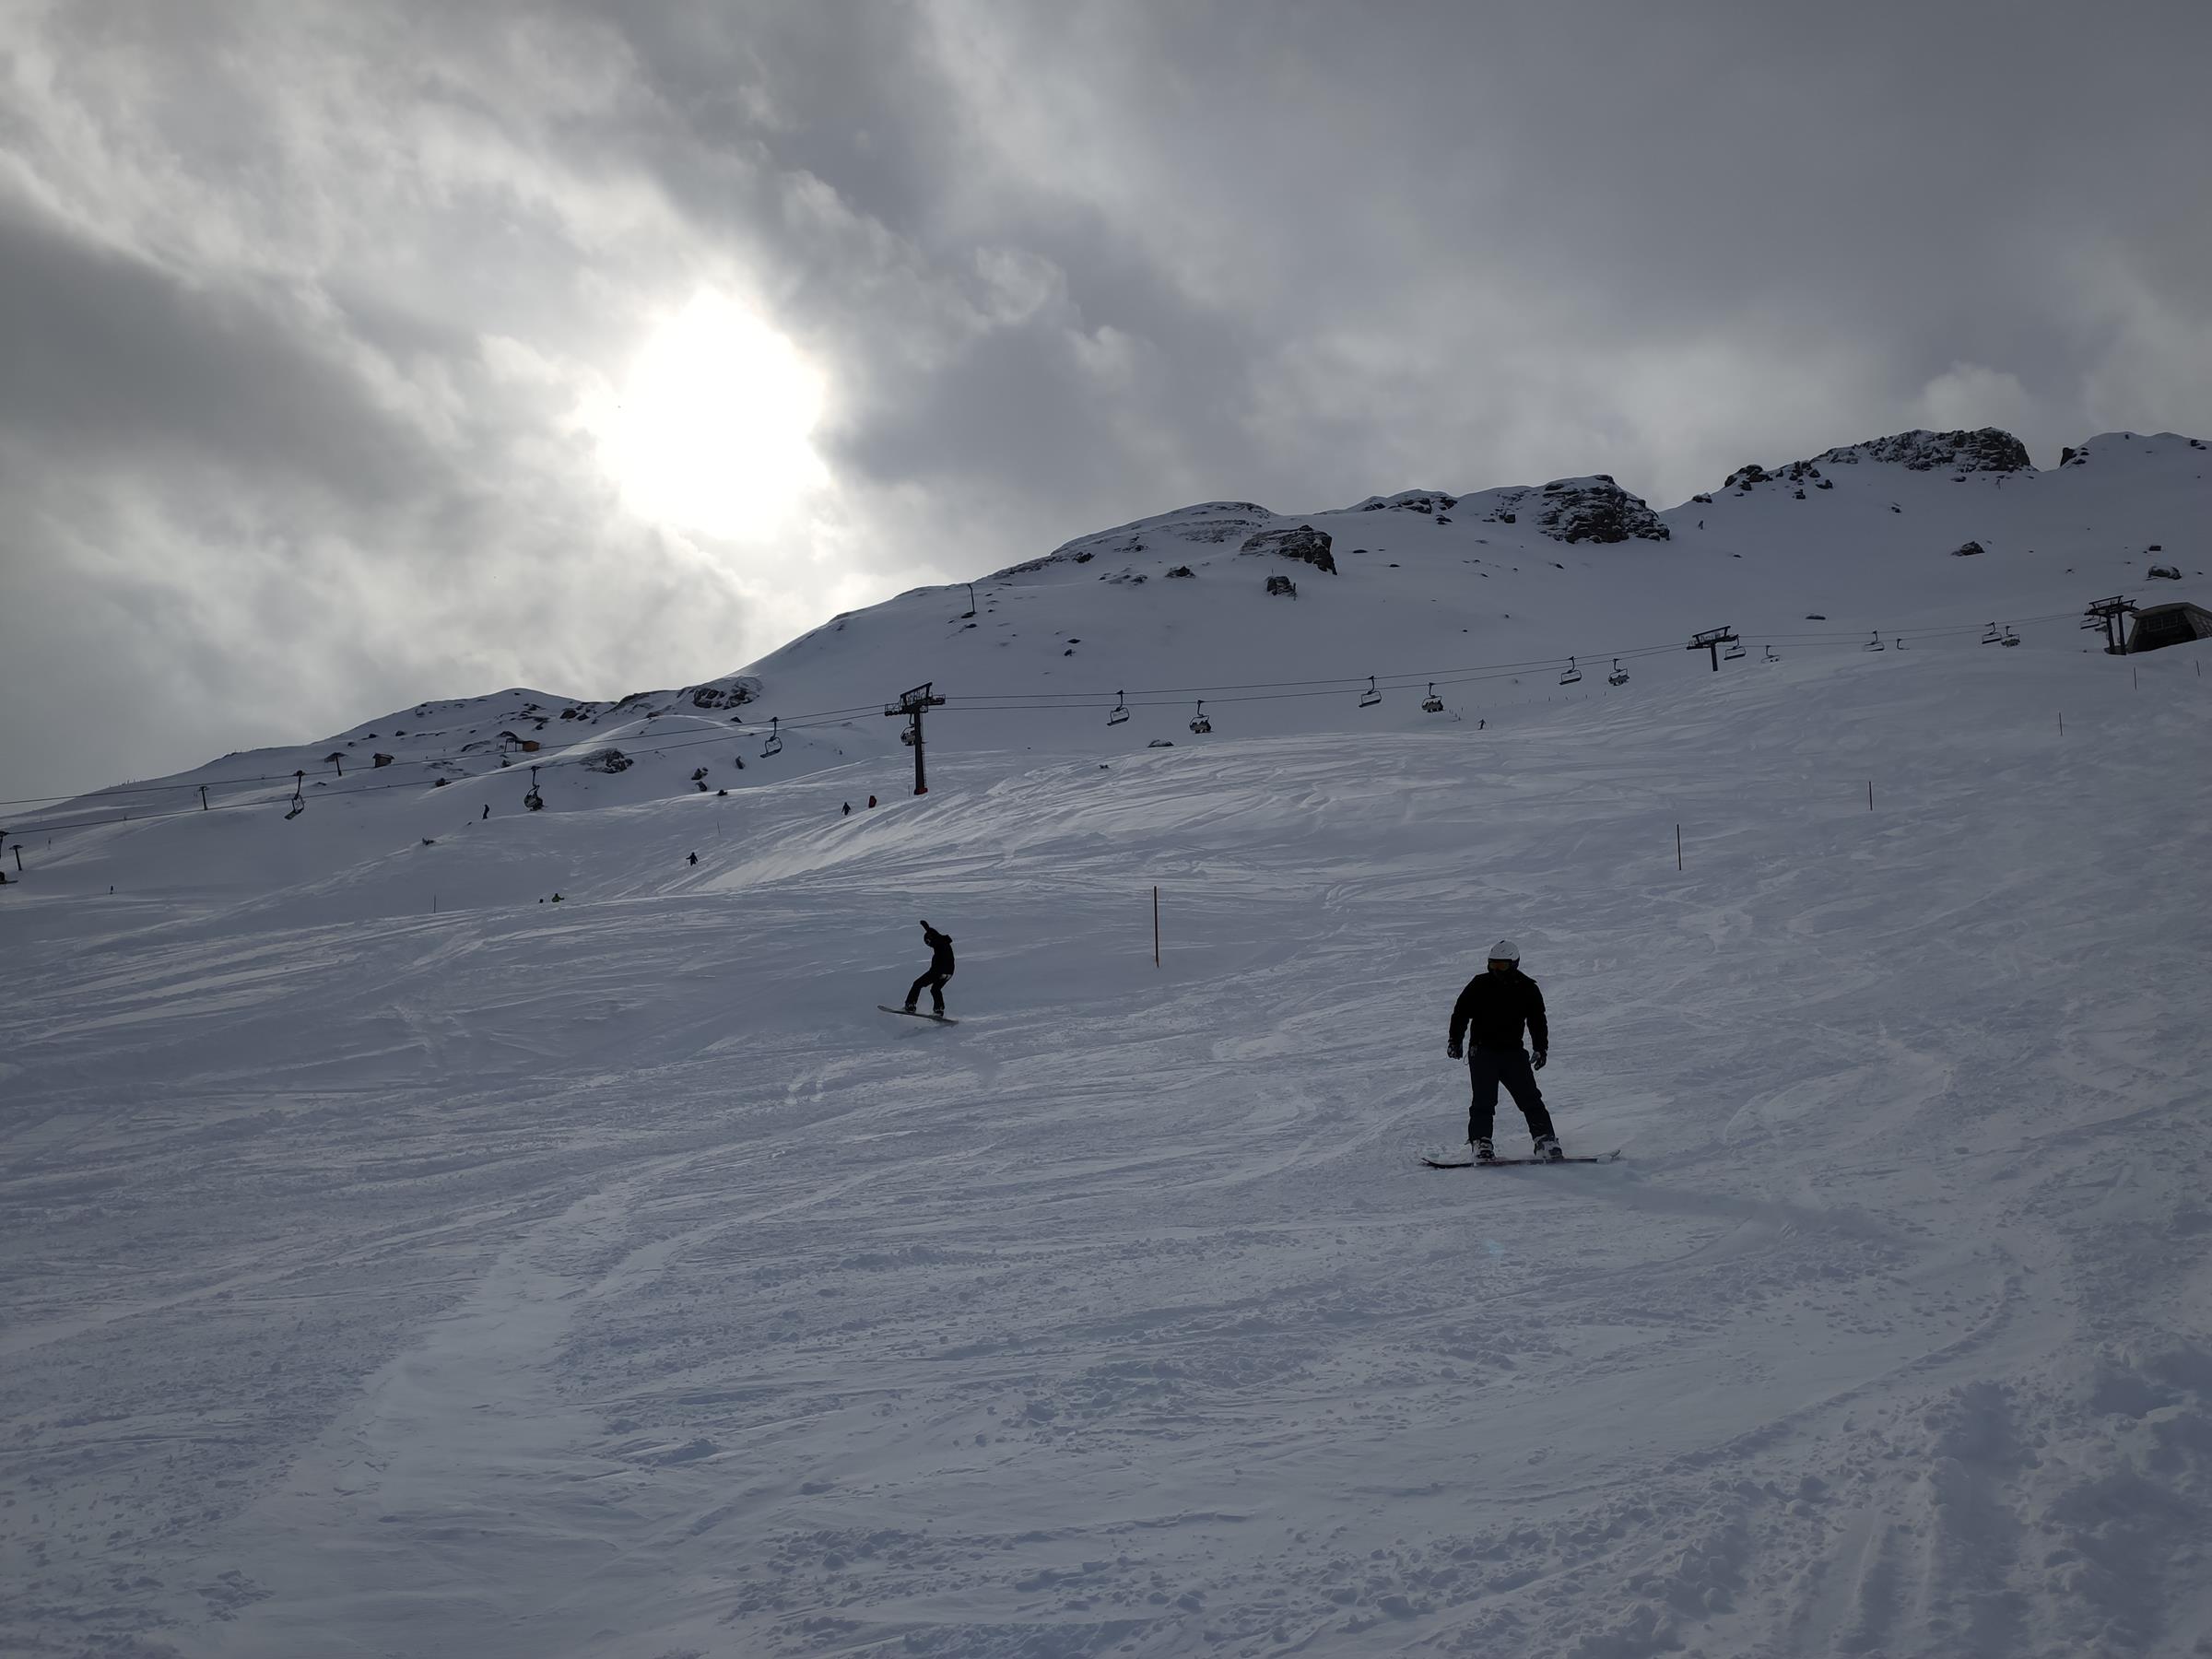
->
[3, 0, 2207, 800]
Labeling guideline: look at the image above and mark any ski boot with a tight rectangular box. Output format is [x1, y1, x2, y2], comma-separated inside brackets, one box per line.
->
[1533, 1135, 1565, 1163]
[1471, 1137, 1496, 1164]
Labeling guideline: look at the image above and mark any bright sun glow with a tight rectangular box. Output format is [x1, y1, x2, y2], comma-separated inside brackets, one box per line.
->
[593, 291, 829, 539]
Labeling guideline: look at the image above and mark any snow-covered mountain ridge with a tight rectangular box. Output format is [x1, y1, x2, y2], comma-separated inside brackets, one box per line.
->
[15, 426, 2203, 853]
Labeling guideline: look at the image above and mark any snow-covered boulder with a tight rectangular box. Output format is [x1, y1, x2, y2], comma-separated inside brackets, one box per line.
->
[1240, 524, 1336, 572]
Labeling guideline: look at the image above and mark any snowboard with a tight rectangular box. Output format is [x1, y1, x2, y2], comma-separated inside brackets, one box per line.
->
[1421, 1148, 1621, 1169]
[879, 1005, 959, 1025]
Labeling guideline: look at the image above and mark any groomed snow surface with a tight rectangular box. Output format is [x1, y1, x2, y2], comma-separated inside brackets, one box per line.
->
[6, 632, 2211, 1659]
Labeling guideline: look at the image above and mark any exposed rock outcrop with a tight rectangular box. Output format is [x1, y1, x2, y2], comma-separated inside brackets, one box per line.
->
[1240, 524, 1336, 572]
[1815, 428, 2031, 474]
[688, 677, 760, 711]
[1953, 540, 1986, 558]
[1535, 477, 1669, 543]
[1017, 501, 1279, 577]
[1347, 489, 1459, 515]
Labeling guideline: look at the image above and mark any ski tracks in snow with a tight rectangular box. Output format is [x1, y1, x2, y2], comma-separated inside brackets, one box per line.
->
[6, 663, 2212, 1657]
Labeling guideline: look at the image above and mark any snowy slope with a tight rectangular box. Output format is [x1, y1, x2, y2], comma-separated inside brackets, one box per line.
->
[4, 428, 2212, 1658]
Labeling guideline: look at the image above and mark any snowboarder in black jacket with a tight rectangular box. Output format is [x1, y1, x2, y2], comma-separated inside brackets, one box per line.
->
[905, 921, 956, 1016]
[1447, 939, 1560, 1161]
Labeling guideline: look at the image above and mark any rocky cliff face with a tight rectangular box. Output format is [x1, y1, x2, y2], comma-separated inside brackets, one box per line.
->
[1240, 524, 1337, 572]
[1472, 476, 1671, 544]
[1347, 489, 1459, 516]
[1812, 428, 2032, 475]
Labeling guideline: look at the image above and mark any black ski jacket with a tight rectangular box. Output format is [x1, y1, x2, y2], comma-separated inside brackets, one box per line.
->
[922, 925, 955, 973]
[1450, 968, 1547, 1053]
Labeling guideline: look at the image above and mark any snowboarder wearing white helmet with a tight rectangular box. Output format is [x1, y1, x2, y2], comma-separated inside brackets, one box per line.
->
[1446, 939, 1561, 1162]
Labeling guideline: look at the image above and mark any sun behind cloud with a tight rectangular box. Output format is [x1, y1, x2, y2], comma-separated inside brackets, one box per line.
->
[590, 290, 830, 539]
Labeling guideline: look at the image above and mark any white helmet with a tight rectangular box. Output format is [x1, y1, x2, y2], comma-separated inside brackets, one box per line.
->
[1488, 939, 1520, 962]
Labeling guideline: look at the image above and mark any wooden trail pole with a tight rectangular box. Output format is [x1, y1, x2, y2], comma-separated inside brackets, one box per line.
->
[1153, 885, 1160, 967]
[1676, 824, 1682, 871]
[1868, 781, 1874, 811]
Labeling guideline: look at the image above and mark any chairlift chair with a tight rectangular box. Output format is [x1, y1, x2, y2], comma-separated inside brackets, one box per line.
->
[1763, 645, 1780, 663]
[523, 764, 544, 812]
[1894, 636, 1908, 651]
[1606, 659, 1630, 687]
[1422, 683, 1445, 713]
[761, 716, 784, 758]
[1189, 700, 1212, 735]
[1723, 640, 1746, 661]
[284, 770, 306, 820]
[1559, 656, 1583, 686]
[1359, 676, 1382, 708]
[1983, 622, 2003, 644]
[2002, 626, 2020, 647]
[1108, 691, 1130, 726]
[1864, 631, 1887, 652]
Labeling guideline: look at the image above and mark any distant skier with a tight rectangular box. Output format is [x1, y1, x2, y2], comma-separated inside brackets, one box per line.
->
[842, 801, 852, 817]
[904, 920, 955, 1016]
[1446, 939, 1561, 1161]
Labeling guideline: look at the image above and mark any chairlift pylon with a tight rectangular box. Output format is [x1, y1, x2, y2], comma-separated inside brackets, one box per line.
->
[761, 716, 783, 758]
[1108, 691, 1129, 726]
[1606, 659, 1629, 687]
[1359, 676, 1382, 708]
[1189, 700, 1212, 735]
[1422, 682, 1445, 713]
[1559, 656, 1582, 686]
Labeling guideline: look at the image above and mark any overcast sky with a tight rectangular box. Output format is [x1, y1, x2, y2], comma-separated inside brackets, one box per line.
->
[5, 0, 2209, 799]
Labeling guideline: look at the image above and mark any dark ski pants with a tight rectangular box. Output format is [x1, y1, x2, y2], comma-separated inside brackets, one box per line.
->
[1467, 1046, 1555, 1145]
[906, 967, 952, 1013]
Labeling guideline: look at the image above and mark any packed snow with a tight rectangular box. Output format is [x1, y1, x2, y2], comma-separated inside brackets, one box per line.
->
[5, 428, 2210, 1658]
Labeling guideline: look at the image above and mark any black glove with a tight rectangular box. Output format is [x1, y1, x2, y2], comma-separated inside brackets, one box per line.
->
[1446, 1041, 1462, 1060]
[1532, 1049, 1547, 1071]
